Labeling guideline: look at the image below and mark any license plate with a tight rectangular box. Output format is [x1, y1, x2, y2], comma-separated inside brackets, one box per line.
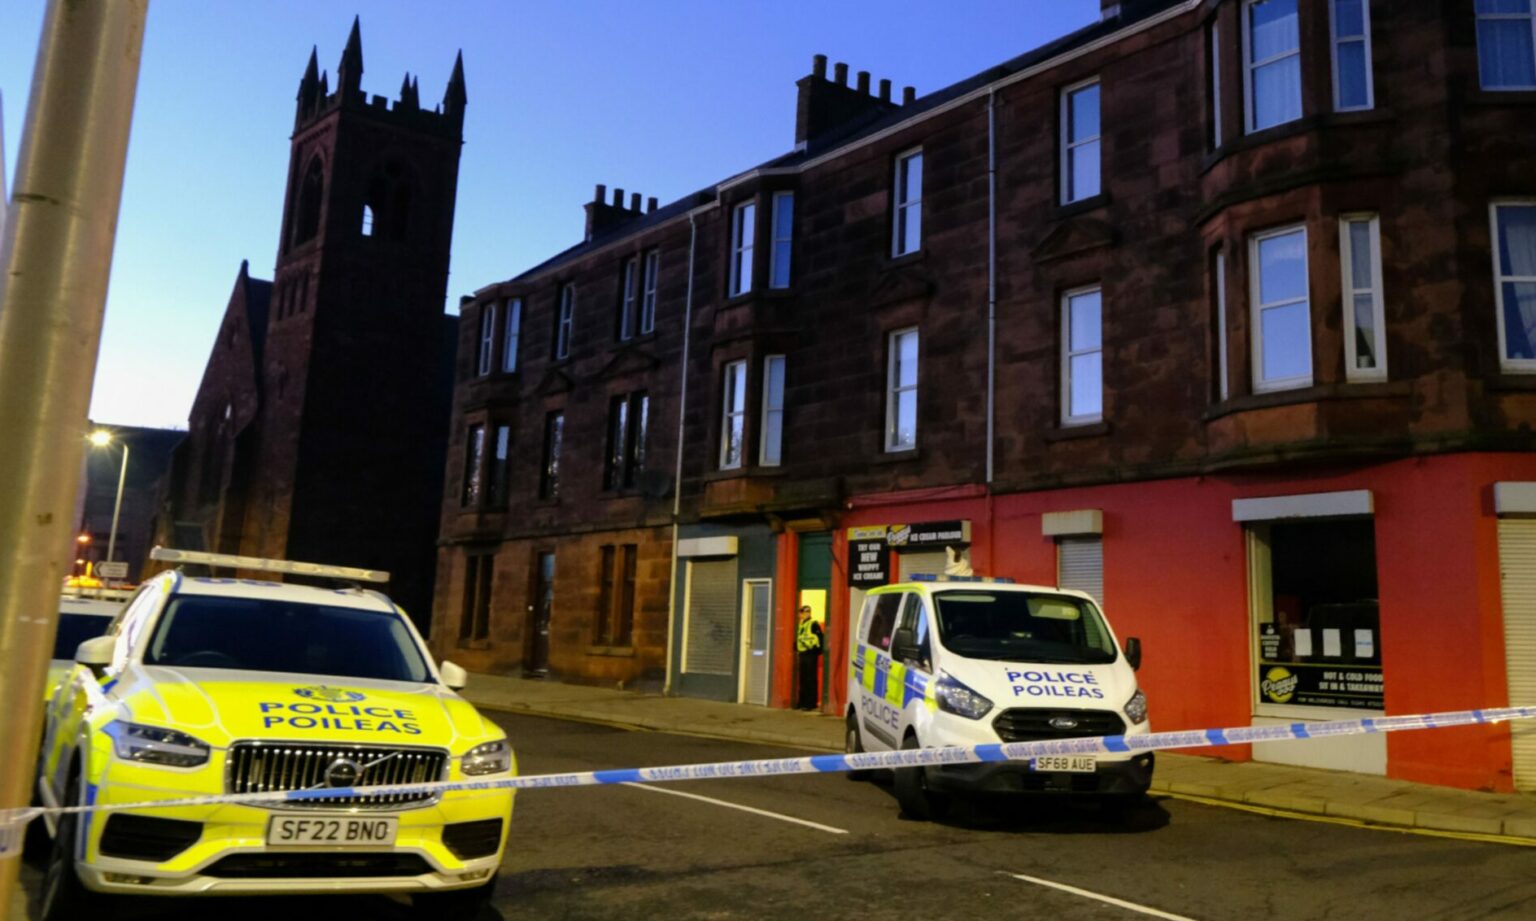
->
[1030, 755, 1097, 773]
[266, 815, 399, 847]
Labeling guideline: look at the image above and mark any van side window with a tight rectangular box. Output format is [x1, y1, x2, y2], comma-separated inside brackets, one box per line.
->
[898, 594, 932, 671]
[865, 593, 902, 650]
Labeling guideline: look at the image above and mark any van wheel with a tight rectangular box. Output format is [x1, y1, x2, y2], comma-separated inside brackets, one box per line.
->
[39, 773, 106, 921]
[412, 875, 497, 920]
[845, 713, 872, 781]
[893, 734, 951, 821]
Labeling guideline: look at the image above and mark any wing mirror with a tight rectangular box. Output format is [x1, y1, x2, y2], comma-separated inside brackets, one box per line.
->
[75, 636, 115, 676]
[439, 660, 469, 691]
[1123, 637, 1142, 672]
[890, 627, 922, 665]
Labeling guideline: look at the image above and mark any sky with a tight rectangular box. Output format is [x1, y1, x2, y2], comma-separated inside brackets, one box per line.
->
[0, 1, 1101, 430]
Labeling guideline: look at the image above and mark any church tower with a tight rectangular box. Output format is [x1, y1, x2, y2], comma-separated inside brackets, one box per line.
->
[244, 17, 465, 622]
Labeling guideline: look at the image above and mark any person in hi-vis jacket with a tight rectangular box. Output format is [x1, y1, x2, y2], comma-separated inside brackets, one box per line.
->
[795, 604, 824, 710]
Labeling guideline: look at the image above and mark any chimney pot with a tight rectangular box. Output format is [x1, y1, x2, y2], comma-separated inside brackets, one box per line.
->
[812, 54, 828, 79]
[595, 183, 607, 203]
[856, 71, 870, 94]
[879, 78, 892, 103]
[647, 196, 658, 213]
[833, 62, 848, 85]
[630, 192, 641, 211]
[902, 85, 916, 105]
[613, 188, 624, 206]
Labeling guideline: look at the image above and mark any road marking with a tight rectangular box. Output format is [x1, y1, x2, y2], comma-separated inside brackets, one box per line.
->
[1006, 873, 1199, 921]
[620, 782, 849, 835]
[1162, 791, 1536, 849]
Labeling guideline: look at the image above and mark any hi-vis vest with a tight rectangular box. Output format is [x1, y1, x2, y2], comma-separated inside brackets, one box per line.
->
[797, 619, 821, 653]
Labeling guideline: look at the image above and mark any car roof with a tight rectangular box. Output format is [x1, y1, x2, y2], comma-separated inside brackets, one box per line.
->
[168, 575, 400, 614]
[872, 581, 1098, 602]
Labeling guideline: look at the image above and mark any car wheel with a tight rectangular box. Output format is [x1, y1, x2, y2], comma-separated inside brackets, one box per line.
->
[412, 875, 497, 921]
[39, 773, 106, 921]
[845, 713, 872, 781]
[893, 733, 951, 822]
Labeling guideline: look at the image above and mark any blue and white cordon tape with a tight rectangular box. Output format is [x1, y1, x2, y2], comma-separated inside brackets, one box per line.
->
[2, 705, 1534, 855]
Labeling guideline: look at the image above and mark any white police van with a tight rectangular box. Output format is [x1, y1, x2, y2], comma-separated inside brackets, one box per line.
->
[845, 576, 1151, 819]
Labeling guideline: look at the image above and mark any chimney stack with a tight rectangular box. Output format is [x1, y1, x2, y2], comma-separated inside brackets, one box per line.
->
[902, 86, 916, 105]
[879, 78, 892, 103]
[795, 53, 907, 146]
[630, 192, 641, 211]
[812, 54, 828, 79]
[585, 183, 645, 240]
[856, 70, 870, 94]
[647, 197, 658, 213]
[833, 62, 848, 85]
[612, 188, 624, 207]
[594, 183, 607, 203]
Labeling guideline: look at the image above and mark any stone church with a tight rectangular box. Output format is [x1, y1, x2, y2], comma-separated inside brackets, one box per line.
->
[153, 19, 464, 624]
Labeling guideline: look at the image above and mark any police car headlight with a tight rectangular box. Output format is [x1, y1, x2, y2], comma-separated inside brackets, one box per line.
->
[107, 722, 211, 767]
[461, 739, 512, 776]
[934, 674, 993, 720]
[1125, 690, 1148, 725]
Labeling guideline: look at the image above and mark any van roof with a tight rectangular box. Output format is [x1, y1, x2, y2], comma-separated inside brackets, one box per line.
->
[871, 581, 1099, 604]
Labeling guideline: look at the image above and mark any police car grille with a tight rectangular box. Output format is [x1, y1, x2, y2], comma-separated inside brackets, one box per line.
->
[991, 708, 1125, 743]
[227, 743, 447, 808]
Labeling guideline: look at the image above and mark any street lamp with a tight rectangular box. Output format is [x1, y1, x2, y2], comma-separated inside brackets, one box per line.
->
[87, 428, 129, 567]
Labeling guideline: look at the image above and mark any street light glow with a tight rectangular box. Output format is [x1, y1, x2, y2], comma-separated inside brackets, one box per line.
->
[88, 429, 112, 447]
[76, 533, 91, 544]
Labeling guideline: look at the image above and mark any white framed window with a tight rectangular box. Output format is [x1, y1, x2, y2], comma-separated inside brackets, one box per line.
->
[760, 355, 786, 466]
[1061, 287, 1104, 425]
[361, 204, 375, 237]
[619, 256, 638, 341]
[892, 149, 923, 257]
[1244, 0, 1303, 133]
[477, 302, 496, 376]
[1210, 21, 1223, 148]
[1491, 201, 1536, 371]
[502, 297, 522, 373]
[886, 327, 919, 452]
[1215, 248, 1230, 401]
[730, 201, 756, 297]
[555, 283, 575, 360]
[1330, 0, 1374, 110]
[1339, 214, 1387, 380]
[1477, 0, 1536, 90]
[1061, 78, 1102, 204]
[719, 360, 748, 470]
[769, 192, 794, 289]
[640, 250, 659, 334]
[1249, 224, 1313, 391]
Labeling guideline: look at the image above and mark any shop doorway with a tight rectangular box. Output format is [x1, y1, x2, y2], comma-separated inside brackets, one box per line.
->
[797, 532, 832, 709]
[526, 551, 555, 676]
[1499, 519, 1536, 790]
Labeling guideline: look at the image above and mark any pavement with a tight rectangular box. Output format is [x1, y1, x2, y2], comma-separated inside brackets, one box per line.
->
[463, 671, 1536, 845]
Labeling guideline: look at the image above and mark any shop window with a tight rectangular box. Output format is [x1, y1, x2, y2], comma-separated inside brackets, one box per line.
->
[1060, 78, 1101, 204]
[1249, 518, 1382, 712]
[1244, 0, 1303, 133]
[459, 553, 493, 643]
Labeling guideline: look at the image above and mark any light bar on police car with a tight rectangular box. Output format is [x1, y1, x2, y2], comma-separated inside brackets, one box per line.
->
[149, 546, 390, 583]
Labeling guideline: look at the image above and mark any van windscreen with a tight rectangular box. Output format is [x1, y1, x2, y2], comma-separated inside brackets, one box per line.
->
[930, 591, 1117, 664]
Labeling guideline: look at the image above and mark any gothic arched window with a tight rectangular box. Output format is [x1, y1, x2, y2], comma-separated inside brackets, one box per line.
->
[292, 157, 325, 247]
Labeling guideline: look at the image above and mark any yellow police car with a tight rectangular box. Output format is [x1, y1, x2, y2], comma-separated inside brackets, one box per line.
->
[35, 548, 515, 920]
[45, 588, 131, 703]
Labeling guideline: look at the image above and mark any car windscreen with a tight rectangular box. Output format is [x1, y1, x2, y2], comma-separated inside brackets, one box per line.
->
[144, 595, 432, 683]
[930, 590, 1117, 664]
[52, 613, 115, 660]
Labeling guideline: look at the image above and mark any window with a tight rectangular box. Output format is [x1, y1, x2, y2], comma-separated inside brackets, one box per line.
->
[1477, 0, 1536, 90]
[1493, 202, 1536, 369]
[760, 355, 786, 466]
[619, 257, 638, 341]
[539, 411, 563, 500]
[459, 554, 492, 643]
[1214, 247, 1230, 401]
[892, 150, 923, 257]
[730, 201, 756, 297]
[1061, 79, 1101, 204]
[1245, 0, 1302, 132]
[640, 250, 659, 334]
[476, 303, 496, 376]
[594, 544, 637, 647]
[864, 593, 902, 650]
[604, 391, 648, 489]
[1339, 215, 1387, 380]
[555, 283, 575, 360]
[461, 424, 485, 507]
[896, 594, 932, 670]
[1330, 0, 1374, 110]
[719, 360, 748, 470]
[769, 192, 794, 288]
[1061, 288, 1104, 425]
[487, 424, 511, 507]
[886, 328, 919, 452]
[1210, 21, 1223, 148]
[502, 298, 522, 373]
[1249, 225, 1313, 391]
[361, 204, 375, 237]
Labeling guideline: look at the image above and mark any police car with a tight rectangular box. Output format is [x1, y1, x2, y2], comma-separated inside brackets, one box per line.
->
[35, 548, 515, 920]
[845, 576, 1152, 820]
[45, 587, 131, 703]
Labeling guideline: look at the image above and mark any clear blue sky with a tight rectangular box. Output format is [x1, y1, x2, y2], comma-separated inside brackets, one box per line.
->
[1, 1, 1100, 429]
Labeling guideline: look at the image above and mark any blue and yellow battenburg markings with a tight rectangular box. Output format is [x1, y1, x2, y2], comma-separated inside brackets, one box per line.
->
[853, 644, 931, 708]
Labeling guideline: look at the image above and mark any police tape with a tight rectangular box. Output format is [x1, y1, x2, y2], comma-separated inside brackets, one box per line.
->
[2, 705, 1534, 856]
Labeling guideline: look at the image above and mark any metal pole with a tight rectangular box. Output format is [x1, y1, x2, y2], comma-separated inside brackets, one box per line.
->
[663, 209, 702, 696]
[0, 1, 148, 913]
[106, 442, 129, 564]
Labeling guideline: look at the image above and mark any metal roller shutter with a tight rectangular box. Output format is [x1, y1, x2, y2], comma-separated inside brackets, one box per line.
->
[1499, 519, 1536, 790]
[898, 551, 956, 581]
[1058, 537, 1103, 606]
[684, 559, 738, 676]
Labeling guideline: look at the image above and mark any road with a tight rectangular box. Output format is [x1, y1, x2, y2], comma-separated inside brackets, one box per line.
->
[13, 711, 1536, 920]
